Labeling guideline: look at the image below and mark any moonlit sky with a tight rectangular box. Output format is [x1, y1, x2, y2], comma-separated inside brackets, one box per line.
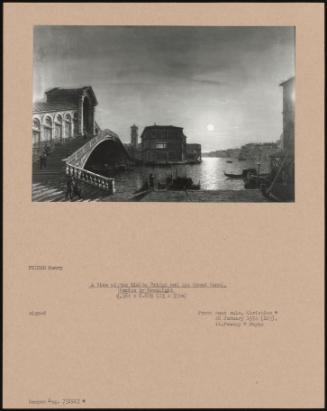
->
[33, 26, 295, 151]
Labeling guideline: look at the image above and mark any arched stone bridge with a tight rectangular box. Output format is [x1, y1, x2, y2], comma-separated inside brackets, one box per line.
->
[64, 128, 131, 169]
[64, 129, 132, 194]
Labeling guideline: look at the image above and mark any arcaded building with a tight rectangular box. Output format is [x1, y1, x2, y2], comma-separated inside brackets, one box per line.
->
[32, 86, 99, 152]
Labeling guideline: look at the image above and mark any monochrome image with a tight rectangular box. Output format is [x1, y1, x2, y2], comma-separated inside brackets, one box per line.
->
[32, 26, 295, 202]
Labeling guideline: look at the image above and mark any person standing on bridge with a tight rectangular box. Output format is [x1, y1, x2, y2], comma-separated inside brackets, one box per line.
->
[65, 174, 73, 201]
[149, 173, 154, 189]
[44, 144, 51, 157]
[72, 177, 82, 200]
[39, 153, 43, 170]
[42, 151, 47, 168]
[39, 152, 47, 169]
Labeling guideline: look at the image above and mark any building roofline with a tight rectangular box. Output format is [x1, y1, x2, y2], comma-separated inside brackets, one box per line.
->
[44, 86, 98, 105]
[279, 76, 295, 87]
[144, 125, 183, 129]
[32, 101, 78, 114]
[139, 125, 187, 141]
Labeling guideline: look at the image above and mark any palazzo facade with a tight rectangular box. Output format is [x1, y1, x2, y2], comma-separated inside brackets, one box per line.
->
[32, 86, 98, 154]
[141, 125, 187, 163]
[140, 125, 201, 164]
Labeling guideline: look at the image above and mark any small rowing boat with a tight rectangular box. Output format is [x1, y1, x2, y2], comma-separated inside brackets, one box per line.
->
[224, 168, 258, 179]
[224, 171, 243, 179]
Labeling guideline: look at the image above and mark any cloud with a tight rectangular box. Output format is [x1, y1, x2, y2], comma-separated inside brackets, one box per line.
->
[191, 78, 223, 86]
[33, 26, 294, 151]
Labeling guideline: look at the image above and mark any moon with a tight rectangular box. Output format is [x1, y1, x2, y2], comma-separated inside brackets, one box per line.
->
[207, 124, 215, 131]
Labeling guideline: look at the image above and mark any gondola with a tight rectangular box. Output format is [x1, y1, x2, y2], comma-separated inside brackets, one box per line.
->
[224, 168, 257, 179]
[169, 176, 201, 190]
[142, 175, 201, 191]
[224, 171, 243, 179]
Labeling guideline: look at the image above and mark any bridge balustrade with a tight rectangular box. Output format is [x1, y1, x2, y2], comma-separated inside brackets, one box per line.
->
[65, 163, 115, 194]
[63, 130, 128, 195]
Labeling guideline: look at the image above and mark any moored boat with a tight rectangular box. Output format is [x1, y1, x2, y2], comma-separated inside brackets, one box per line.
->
[142, 175, 201, 191]
[224, 171, 243, 179]
[169, 176, 200, 190]
[224, 168, 257, 179]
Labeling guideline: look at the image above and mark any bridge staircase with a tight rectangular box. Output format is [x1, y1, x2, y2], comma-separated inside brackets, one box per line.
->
[32, 135, 116, 201]
[32, 136, 92, 176]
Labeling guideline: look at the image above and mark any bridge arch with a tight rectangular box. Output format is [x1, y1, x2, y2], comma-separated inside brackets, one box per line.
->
[84, 137, 130, 173]
[65, 130, 131, 171]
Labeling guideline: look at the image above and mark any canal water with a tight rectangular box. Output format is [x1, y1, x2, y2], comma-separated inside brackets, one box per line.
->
[111, 157, 271, 194]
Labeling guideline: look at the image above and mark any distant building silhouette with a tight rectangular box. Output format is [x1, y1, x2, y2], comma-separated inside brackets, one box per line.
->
[267, 76, 295, 201]
[280, 77, 295, 153]
[131, 124, 138, 149]
[140, 125, 201, 164]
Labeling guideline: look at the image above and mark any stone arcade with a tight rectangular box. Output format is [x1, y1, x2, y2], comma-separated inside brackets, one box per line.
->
[32, 86, 99, 156]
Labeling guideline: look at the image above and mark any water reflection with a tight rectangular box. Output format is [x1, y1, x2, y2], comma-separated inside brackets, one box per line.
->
[110, 157, 271, 194]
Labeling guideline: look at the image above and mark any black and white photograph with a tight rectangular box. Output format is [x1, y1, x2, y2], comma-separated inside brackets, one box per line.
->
[32, 26, 295, 202]
[4, 3, 324, 409]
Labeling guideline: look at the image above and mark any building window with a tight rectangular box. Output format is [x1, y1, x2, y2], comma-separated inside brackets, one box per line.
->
[154, 142, 167, 149]
[32, 118, 41, 145]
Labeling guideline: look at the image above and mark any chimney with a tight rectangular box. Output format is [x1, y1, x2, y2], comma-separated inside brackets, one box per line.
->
[131, 124, 138, 148]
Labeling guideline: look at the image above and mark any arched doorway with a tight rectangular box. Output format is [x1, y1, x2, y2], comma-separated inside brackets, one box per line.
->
[73, 113, 79, 136]
[32, 118, 41, 145]
[54, 114, 63, 141]
[43, 116, 53, 142]
[64, 114, 72, 138]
